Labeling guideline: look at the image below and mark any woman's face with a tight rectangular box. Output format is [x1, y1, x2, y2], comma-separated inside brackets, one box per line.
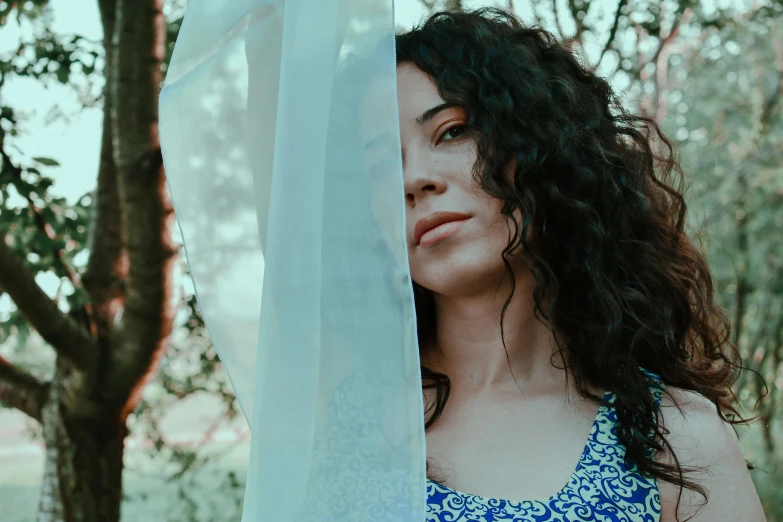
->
[396, 62, 522, 296]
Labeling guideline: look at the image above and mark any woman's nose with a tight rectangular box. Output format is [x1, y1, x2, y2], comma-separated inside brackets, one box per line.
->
[404, 172, 446, 205]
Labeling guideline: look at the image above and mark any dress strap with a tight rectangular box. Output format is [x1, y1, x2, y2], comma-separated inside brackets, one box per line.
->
[639, 366, 665, 406]
[592, 367, 666, 459]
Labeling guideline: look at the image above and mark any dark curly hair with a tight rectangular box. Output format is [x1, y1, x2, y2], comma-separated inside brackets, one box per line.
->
[395, 7, 757, 520]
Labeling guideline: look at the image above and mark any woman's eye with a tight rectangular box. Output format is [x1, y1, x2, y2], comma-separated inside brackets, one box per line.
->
[440, 125, 466, 142]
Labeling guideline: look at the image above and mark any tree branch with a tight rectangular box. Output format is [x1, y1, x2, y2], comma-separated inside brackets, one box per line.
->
[97, 0, 118, 19]
[566, 0, 586, 42]
[444, 0, 464, 12]
[0, 234, 97, 370]
[648, 6, 692, 122]
[0, 355, 48, 423]
[527, 0, 547, 29]
[0, 149, 93, 331]
[107, 0, 179, 412]
[551, 0, 566, 40]
[84, 0, 126, 345]
[598, 0, 627, 66]
[419, 0, 437, 12]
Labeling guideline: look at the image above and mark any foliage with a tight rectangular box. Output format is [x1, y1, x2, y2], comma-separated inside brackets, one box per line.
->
[661, 10, 783, 515]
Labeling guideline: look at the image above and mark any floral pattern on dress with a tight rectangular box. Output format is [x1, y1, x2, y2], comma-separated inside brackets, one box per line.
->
[426, 368, 665, 522]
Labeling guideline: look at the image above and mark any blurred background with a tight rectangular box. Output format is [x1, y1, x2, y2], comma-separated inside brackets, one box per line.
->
[0, 0, 781, 520]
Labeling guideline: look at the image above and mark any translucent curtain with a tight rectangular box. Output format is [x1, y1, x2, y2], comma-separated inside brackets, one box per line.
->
[159, 0, 426, 520]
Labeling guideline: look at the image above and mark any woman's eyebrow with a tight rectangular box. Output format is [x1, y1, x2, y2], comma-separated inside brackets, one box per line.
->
[362, 102, 462, 151]
[416, 102, 461, 125]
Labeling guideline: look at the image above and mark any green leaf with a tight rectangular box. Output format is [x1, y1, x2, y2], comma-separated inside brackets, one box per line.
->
[31, 157, 60, 167]
[56, 66, 69, 84]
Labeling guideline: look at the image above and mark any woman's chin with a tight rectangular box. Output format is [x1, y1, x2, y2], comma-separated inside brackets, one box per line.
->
[414, 273, 503, 298]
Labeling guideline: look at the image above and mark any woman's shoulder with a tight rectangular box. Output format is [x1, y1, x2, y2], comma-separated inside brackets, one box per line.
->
[653, 386, 766, 521]
[655, 386, 733, 445]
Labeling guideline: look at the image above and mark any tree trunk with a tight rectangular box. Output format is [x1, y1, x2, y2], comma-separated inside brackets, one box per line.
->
[0, 0, 174, 520]
[36, 418, 125, 522]
[36, 363, 126, 522]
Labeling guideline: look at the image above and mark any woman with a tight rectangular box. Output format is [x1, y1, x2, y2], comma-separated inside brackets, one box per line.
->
[394, 8, 766, 522]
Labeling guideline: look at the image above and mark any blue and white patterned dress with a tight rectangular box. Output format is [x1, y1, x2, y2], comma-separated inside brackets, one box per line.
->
[426, 368, 666, 522]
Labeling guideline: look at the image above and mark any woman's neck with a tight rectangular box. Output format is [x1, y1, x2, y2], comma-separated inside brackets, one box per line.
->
[423, 283, 568, 397]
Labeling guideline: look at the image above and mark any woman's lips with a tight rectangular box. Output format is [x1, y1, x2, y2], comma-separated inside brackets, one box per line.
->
[414, 211, 473, 245]
[418, 218, 470, 247]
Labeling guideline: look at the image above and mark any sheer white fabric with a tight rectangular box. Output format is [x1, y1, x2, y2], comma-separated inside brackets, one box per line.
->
[159, 0, 426, 520]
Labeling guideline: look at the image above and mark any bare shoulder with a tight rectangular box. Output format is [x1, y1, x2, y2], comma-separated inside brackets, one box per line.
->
[654, 387, 766, 522]
[657, 387, 733, 446]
